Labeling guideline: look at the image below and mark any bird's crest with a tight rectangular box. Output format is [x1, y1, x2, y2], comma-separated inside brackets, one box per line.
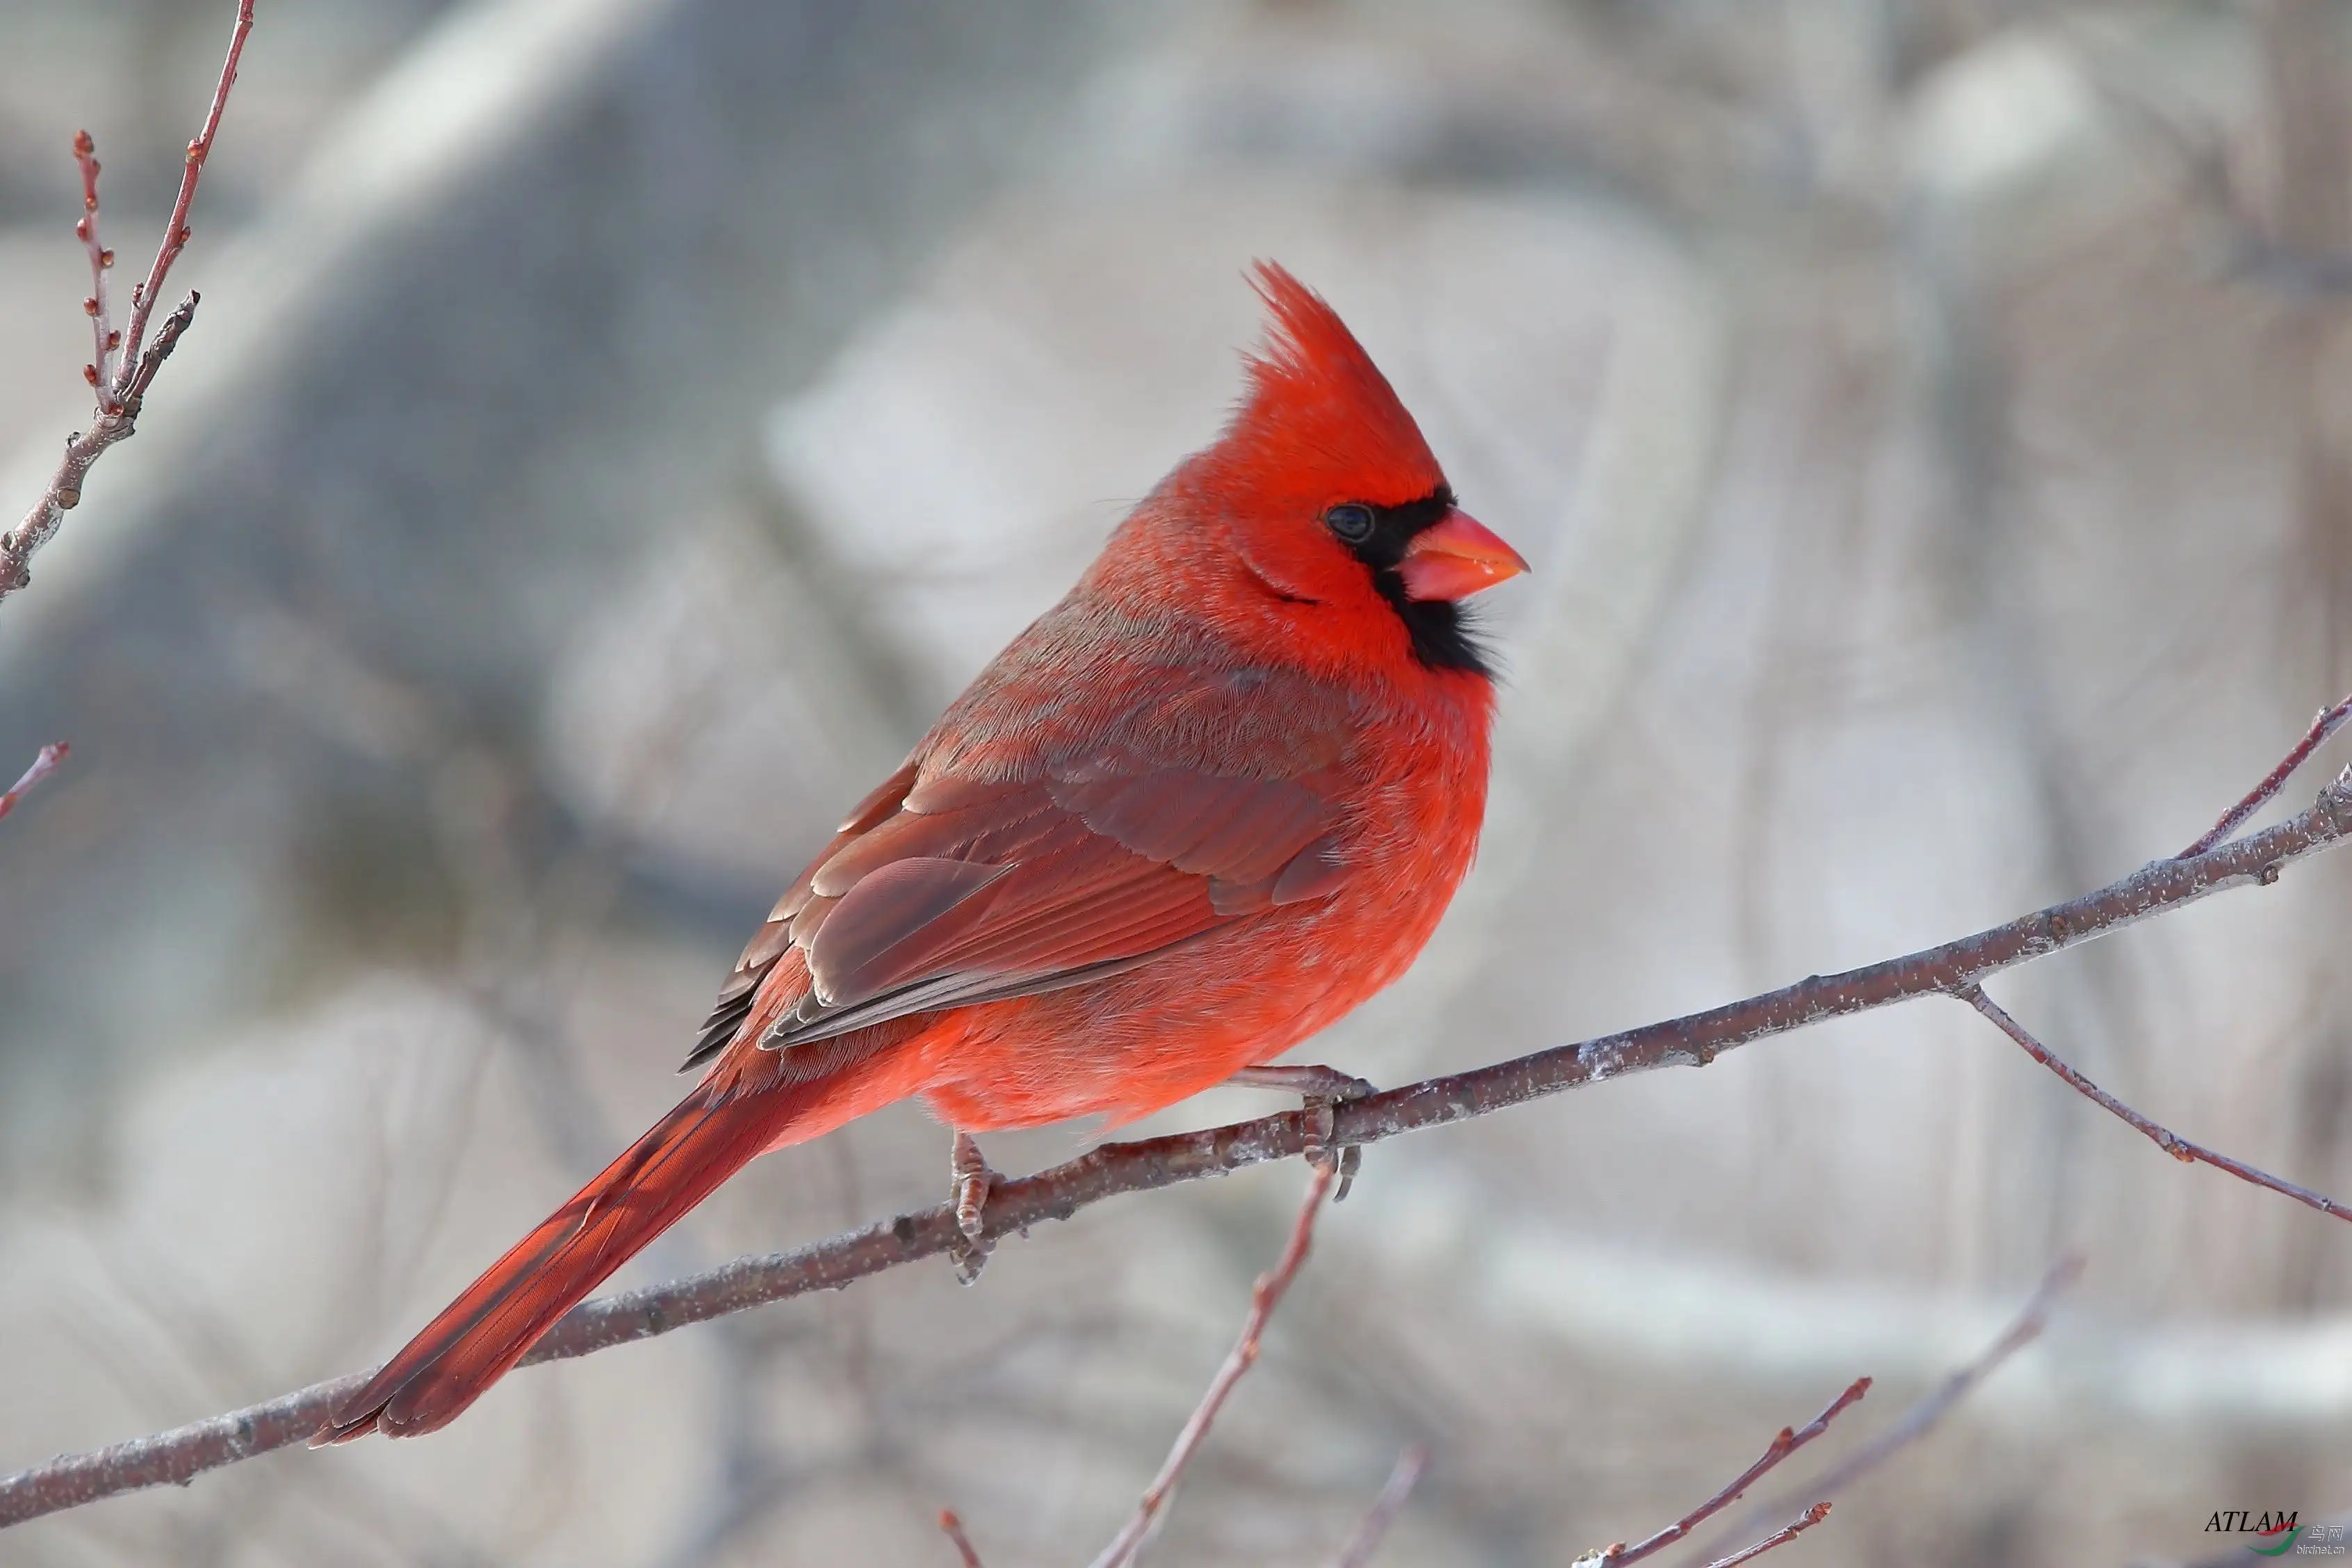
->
[1223, 262, 1446, 506]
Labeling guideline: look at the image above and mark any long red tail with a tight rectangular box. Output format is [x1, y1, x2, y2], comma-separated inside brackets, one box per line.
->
[317, 1074, 831, 1443]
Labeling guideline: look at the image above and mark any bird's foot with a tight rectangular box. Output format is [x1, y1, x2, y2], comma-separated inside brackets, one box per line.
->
[1224, 1063, 1375, 1200]
[949, 1130, 996, 1285]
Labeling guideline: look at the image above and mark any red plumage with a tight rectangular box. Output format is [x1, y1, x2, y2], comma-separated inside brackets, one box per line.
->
[317, 262, 1526, 1443]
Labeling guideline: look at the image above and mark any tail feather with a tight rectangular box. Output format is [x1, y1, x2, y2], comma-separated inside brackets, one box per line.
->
[316, 1079, 810, 1444]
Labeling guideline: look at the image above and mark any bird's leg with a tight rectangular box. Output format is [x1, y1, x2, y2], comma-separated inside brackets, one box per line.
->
[1223, 1063, 1375, 1200]
[949, 1130, 996, 1285]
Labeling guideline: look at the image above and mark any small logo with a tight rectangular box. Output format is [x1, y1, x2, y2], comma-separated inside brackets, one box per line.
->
[2251, 1522, 2304, 1558]
[2203, 1514, 2347, 1558]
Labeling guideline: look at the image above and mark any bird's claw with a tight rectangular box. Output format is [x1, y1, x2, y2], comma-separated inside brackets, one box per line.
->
[1225, 1063, 1373, 1201]
[1305, 1099, 1364, 1202]
[949, 1130, 996, 1284]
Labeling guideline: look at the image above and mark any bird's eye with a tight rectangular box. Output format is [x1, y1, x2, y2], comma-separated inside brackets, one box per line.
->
[1325, 504, 1375, 544]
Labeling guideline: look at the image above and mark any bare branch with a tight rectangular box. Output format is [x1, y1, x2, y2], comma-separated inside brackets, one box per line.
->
[0, 743, 70, 822]
[1701, 1503, 1831, 1568]
[1959, 986, 2352, 1224]
[0, 0, 251, 609]
[72, 133, 119, 411]
[1, 298, 200, 603]
[938, 1509, 986, 1568]
[116, 0, 254, 382]
[1329, 1446, 1427, 1568]
[1697, 1256, 2082, 1561]
[2178, 694, 2352, 856]
[0, 1373, 370, 1528]
[1787, 1255, 2077, 1492]
[1089, 1159, 1336, 1568]
[3, 732, 2349, 1527]
[1577, 1378, 1867, 1567]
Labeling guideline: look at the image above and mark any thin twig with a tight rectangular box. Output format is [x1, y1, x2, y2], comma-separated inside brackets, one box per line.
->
[0, 743, 70, 822]
[0, 0, 250, 608]
[1330, 1446, 1428, 1568]
[1784, 1256, 2079, 1496]
[1576, 1378, 1867, 1567]
[1697, 1257, 2082, 1562]
[3, 748, 2349, 1526]
[1088, 1159, 1336, 1568]
[938, 1509, 986, 1568]
[116, 0, 254, 384]
[1959, 985, 2352, 1223]
[1701, 1503, 1831, 1568]
[72, 133, 119, 411]
[2178, 695, 2352, 856]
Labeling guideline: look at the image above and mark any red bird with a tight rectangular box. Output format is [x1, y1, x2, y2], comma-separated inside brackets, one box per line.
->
[318, 263, 1526, 1442]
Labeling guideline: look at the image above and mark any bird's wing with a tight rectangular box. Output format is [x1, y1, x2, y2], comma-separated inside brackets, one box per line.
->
[683, 671, 1354, 1070]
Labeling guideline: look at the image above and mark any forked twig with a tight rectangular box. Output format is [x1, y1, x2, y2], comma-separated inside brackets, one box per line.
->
[0, 0, 253, 607]
[1959, 986, 2352, 1225]
[0, 743, 70, 822]
[1696, 1257, 2082, 1562]
[1330, 1446, 1428, 1568]
[2178, 695, 2352, 857]
[1089, 1159, 1337, 1568]
[1574, 1380, 1866, 1567]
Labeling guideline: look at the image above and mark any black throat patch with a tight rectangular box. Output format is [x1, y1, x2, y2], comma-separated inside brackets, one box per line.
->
[1334, 487, 1494, 676]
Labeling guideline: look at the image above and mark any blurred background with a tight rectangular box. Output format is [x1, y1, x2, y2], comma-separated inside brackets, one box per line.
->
[1, 0, 2349, 1562]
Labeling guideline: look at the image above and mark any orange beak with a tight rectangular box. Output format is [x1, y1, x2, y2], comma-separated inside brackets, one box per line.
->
[1398, 508, 1529, 602]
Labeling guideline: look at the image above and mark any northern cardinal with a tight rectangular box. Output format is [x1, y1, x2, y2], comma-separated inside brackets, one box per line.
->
[318, 263, 1525, 1442]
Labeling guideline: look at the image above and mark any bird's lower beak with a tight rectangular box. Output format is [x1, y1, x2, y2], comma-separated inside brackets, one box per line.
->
[1398, 509, 1529, 602]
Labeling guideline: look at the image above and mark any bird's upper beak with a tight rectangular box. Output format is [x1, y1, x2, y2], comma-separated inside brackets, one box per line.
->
[1398, 508, 1529, 602]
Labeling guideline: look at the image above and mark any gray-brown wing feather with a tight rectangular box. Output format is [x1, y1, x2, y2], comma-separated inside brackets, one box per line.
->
[683, 663, 1363, 1071]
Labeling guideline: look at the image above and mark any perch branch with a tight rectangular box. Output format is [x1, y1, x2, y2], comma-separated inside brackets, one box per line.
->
[1959, 986, 2352, 1224]
[0, 0, 251, 607]
[3, 717, 2351, 1527]
[1089, 1159, 1336, 1568]
[0, 743, 70, 823]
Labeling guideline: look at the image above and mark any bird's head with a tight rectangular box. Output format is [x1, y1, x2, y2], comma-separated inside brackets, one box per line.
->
[1105, 263, 1526, 681]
